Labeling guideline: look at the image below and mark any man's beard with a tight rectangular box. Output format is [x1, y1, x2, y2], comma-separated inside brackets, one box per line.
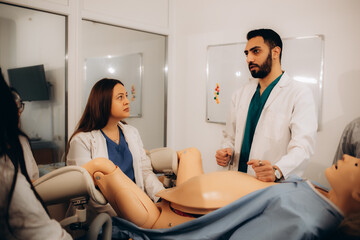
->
[248, 52, 272, 78]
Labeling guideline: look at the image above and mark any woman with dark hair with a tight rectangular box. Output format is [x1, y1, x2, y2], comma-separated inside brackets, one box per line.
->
[66, 78, 164, 214]
[0, 70, 71, 239]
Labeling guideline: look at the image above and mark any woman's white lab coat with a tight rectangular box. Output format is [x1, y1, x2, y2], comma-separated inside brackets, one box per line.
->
[0, 151, 71, 239]
[222, 72, 317, 179]
[20, 136, 39, 180]
[67, 122, 164, 203]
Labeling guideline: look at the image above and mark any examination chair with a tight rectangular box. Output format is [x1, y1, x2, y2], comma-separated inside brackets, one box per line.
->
[33, 166, 112, 240]
[32, 147, 178, 239]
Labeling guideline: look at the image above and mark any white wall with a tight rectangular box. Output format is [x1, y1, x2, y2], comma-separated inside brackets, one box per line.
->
[82, 0, 168, 32]
[169, 0, 360, 187]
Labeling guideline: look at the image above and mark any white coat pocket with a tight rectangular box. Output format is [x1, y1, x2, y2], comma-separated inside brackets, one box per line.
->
[260, 110, 288, 141]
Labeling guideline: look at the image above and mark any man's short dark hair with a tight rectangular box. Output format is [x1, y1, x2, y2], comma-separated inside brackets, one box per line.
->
[247, 29, 283, 61]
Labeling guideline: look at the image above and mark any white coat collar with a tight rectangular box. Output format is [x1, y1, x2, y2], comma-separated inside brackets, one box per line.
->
[250, 71, 291, 88]
[263, 72, 291, 110]
[246, 72, 291, 110]
[276, 71, 291, 87]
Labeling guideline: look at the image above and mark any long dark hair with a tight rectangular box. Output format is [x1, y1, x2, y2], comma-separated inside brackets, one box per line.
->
[0, 68, 48, 236]
[66, 78, 125, 157]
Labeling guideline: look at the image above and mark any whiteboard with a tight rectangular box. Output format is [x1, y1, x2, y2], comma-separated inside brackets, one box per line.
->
[85, 53, 142, 117]
[206, 36, 324, 125]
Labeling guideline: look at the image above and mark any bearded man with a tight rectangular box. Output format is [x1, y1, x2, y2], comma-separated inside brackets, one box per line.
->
[215, 29, 318, 182]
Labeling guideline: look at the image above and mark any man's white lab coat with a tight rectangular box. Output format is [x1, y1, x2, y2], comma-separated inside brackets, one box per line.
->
[222, 72, 317, 179]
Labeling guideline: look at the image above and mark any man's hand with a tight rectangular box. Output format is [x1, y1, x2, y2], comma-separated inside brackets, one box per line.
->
[215, 148, 233, 167]
[247, 159, 276, 182]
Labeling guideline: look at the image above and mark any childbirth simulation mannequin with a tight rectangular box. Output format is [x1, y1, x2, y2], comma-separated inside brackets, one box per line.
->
[83, 148, 360, 239]
[333, 117, 360, 163]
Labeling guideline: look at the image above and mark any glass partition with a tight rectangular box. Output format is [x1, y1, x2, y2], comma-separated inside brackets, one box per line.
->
[82, 20, 167, 149]
[85, 53, 143, 117]
[0, 3, 66, 164]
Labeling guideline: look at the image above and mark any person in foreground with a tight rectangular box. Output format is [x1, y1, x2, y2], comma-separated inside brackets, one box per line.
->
[66, 78, 164, 215]
[0, 70, 71, 239]
[82, 147, 360, 240]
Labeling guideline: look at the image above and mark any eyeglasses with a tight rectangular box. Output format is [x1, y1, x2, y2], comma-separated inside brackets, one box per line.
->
[11, 90, 25, 113]
[16, 100, 25, 113]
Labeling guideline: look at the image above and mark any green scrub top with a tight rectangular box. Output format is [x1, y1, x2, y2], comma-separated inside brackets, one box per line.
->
[238, 73, 283, 172]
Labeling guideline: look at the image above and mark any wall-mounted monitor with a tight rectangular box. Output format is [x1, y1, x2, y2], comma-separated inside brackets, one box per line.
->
[8, 64, 50, 101]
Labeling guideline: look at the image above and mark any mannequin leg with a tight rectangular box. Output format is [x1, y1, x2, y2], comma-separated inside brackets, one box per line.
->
[82, 158, 160, 228]
[176, 148, 204, 186]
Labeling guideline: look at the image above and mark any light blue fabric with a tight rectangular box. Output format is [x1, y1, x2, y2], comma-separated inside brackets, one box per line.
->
[109, 176, 343, 240]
